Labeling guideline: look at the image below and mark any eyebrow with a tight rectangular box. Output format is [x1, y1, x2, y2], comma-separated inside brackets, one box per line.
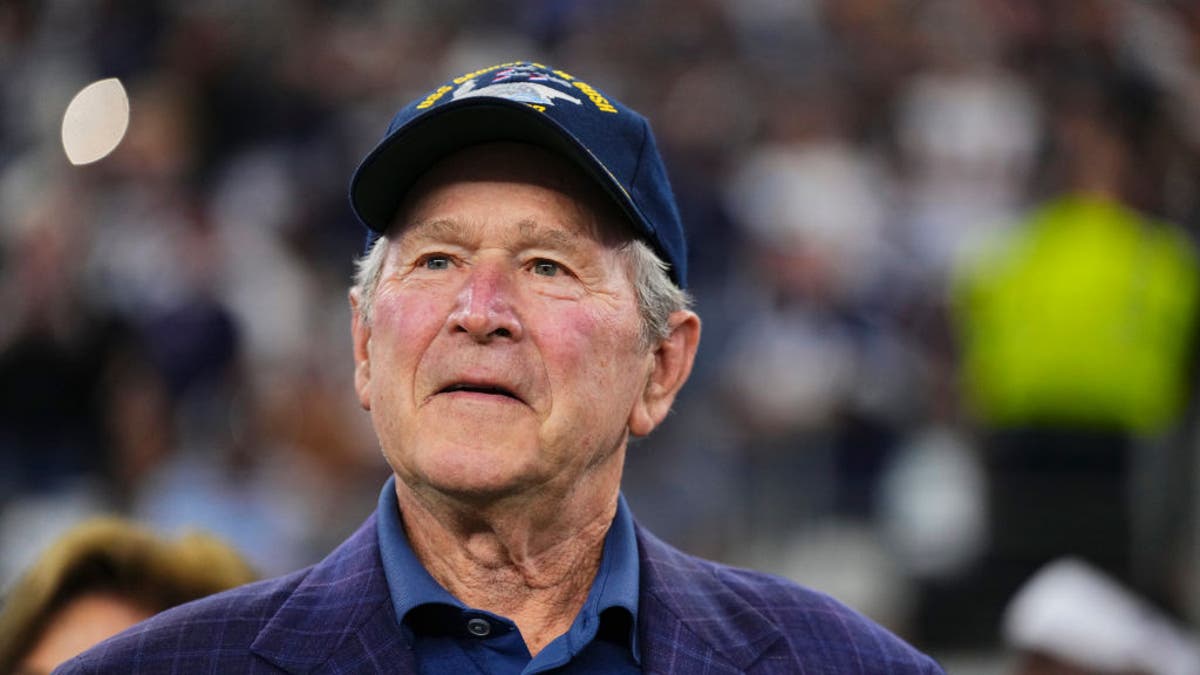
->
[402, 217, 591, 256]
[401, 218, 470, 246]
[516, 219, 587, 255]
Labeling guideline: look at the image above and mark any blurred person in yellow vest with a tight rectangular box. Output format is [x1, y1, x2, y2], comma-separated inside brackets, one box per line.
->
[957, 194, 1198, 434]
[0, 518, 255, 674]
[951, 99, 1200, 639]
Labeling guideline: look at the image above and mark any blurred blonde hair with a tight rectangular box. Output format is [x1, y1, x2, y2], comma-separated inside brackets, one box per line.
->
[0, 518, 256, 672]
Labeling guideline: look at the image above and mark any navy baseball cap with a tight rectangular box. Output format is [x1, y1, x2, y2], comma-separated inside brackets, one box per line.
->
[349, 61, 688, 288]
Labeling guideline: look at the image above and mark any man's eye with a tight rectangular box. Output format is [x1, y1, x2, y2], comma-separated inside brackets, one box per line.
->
[423, 255, 451, 270]
[532, 260, 560, 277]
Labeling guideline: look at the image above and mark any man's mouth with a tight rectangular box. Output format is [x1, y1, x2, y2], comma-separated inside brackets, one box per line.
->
[438, 382, 523, 402]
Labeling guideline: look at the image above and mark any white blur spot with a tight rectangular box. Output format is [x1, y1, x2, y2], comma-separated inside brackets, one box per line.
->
[61, 77, 130, 165]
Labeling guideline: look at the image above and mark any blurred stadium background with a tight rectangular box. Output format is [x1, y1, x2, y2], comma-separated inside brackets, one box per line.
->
[4, 0, 1200, 670]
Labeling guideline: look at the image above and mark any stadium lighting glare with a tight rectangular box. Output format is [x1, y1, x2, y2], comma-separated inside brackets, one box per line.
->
[61, 77, 130, 165]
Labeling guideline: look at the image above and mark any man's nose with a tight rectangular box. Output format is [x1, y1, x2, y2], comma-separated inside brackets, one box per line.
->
[447, 262, 524, 342]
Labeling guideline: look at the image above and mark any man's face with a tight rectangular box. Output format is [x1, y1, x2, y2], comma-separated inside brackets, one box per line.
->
[352, 143, 654, 503]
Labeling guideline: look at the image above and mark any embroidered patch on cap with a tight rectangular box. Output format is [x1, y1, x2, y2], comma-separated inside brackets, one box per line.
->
[417, 63, 618, 114]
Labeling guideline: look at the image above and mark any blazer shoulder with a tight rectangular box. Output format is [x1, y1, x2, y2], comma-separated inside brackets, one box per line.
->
[715, 564, 943, 673]
[636, 526, 944, 674]
[55, 568, 311, 674]
[57, 513, 391, 674]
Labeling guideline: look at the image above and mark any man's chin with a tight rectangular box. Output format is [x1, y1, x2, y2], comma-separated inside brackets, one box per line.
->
[411, 455, 545, 505]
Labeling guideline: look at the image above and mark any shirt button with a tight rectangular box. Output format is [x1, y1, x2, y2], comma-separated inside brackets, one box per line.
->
[466, 617, 492, 637]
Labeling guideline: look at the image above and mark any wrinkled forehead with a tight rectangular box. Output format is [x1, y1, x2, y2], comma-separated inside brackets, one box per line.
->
[390, 142, 635, 246]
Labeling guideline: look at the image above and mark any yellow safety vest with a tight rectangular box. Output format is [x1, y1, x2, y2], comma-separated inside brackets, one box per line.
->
[954, 195, 1199, 434]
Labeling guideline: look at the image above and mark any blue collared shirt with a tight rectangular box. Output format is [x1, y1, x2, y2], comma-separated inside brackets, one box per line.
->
[376, 477, 641, 674]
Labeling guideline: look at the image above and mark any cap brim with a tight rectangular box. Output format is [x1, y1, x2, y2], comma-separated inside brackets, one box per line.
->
[349, 98, 645, 239]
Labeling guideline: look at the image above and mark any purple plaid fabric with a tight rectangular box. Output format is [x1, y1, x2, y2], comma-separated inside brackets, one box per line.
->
[56, 514, 943, 674]
[635, 527, 944, 674]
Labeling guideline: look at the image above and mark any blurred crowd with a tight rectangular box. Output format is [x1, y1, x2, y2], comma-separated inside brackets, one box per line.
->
[4, 0, 1200, 662]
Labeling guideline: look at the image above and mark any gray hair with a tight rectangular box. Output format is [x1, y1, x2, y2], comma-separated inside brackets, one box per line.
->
[352, 235, 690, 348]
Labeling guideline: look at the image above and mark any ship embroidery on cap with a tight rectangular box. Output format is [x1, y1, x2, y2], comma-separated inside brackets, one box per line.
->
[452, 77, 582, 108]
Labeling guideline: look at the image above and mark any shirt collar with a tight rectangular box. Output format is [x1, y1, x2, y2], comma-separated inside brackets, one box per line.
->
[375, 476, 641, 656]
[376, 476, 463, 614]
[564, 485, 641, 662]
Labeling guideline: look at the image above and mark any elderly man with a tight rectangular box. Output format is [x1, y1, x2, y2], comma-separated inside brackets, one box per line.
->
[60, 62, 943, 674]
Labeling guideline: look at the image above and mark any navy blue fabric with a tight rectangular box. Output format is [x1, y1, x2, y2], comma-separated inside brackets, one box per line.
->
[57, 500, 946, 674]
[374, 477, 640, 674]
[348, 61, 689, 287]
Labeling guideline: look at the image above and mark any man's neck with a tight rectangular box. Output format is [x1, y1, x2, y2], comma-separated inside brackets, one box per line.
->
[392, 468, 621, 656]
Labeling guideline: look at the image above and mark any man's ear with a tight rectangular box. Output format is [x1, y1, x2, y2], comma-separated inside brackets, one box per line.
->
[349, 288, 372, 411]
[629, 310, 701, 436]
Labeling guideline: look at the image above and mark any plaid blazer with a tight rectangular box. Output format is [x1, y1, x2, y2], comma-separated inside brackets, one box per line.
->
[57, 514, 944, 674]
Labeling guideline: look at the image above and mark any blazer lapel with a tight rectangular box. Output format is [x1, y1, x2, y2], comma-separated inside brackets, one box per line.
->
[250, 514, 418, 674]
[244, 513, 787, 673]
[636, 525, 784, 674]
